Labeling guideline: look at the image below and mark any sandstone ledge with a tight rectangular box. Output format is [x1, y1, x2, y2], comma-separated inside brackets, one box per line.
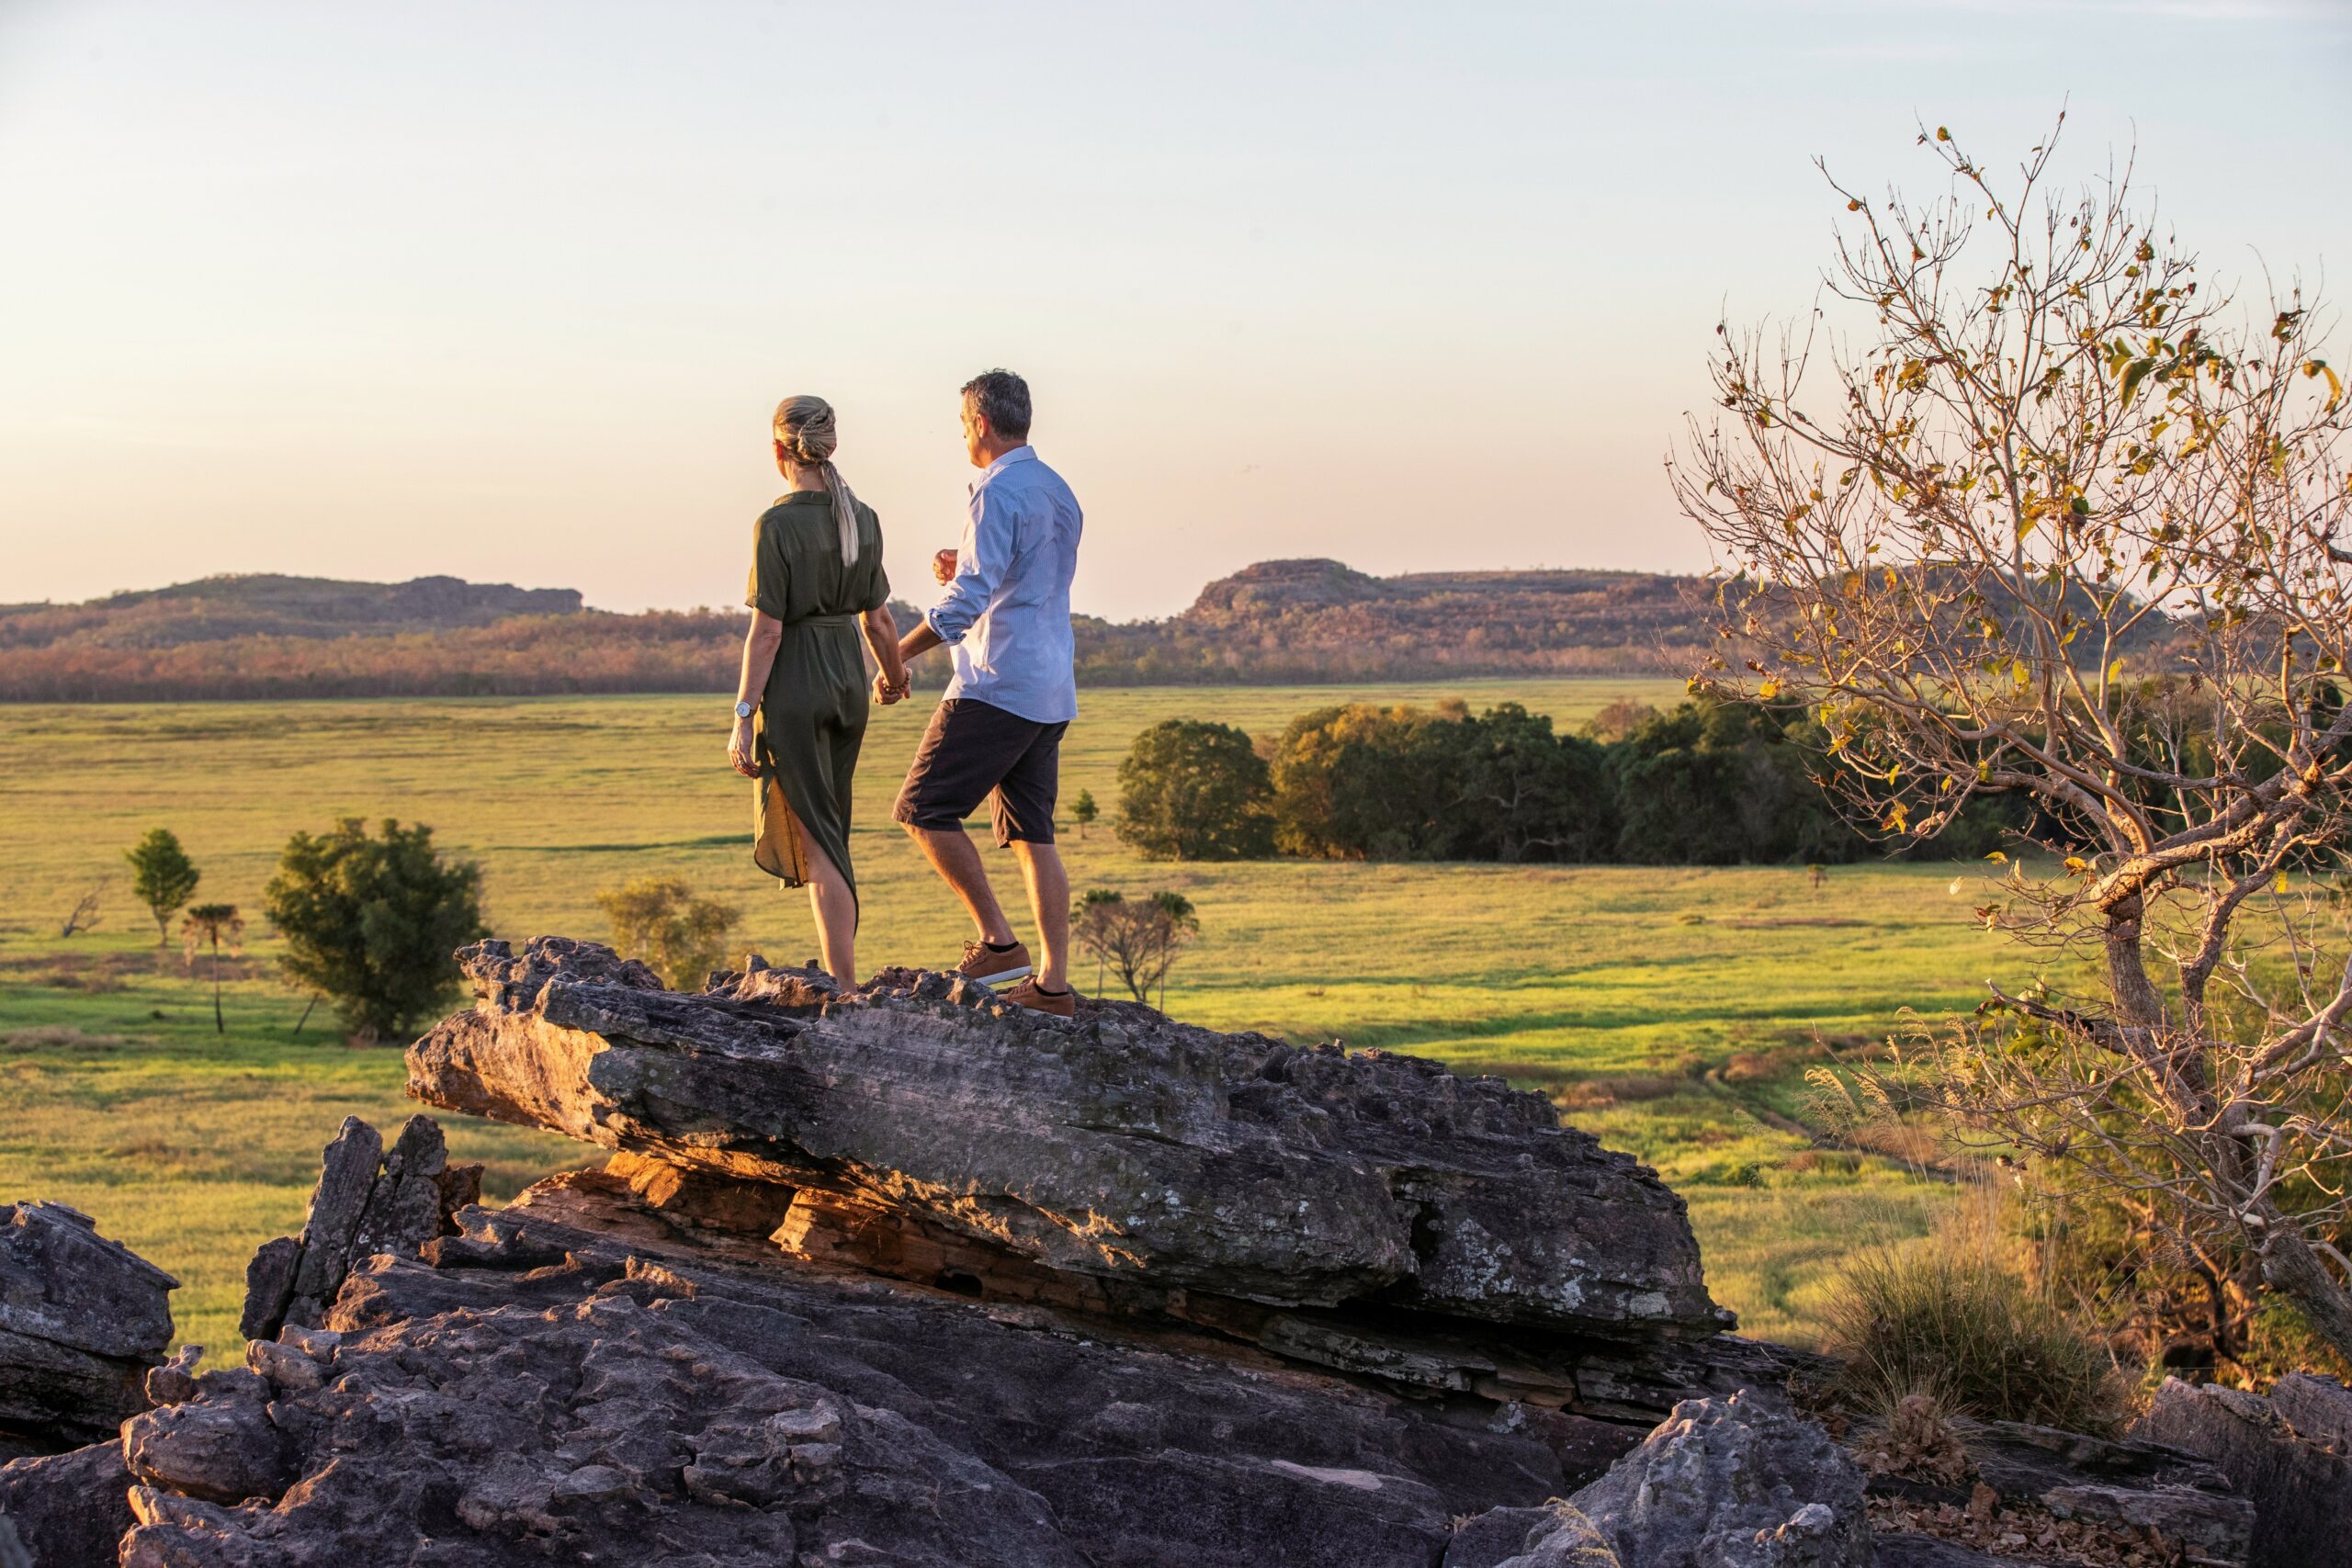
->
[407, 936, 1731, 1338]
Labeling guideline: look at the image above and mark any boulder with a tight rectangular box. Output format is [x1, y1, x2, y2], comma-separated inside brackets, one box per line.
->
[408, 937, 1727, 1337]
[1565, 1391, 1871, 1568]
[239, 1112, 479, 1342]
[0, 1201, 175, 1449]
[0, 1438, 135, 1567]
[2141, 1375, 2351, 1567]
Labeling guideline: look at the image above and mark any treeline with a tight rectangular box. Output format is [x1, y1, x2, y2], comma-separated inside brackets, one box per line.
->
[1115, 696, 2019, 865]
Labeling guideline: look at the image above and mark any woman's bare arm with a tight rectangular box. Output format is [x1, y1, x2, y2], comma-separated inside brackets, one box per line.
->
[729, 610, 786, 776]
[861, 604, 907, 701]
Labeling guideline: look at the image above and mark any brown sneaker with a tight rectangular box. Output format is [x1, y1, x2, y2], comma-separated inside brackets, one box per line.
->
[956, 939, 1033, 987]
[1001, 977, 1077, 1019]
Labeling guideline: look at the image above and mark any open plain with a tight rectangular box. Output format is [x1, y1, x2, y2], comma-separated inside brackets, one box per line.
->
[0, 681, 2010, 1360]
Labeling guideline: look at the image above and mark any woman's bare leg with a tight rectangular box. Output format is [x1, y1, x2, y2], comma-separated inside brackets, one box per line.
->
[783, 801, 857, 984]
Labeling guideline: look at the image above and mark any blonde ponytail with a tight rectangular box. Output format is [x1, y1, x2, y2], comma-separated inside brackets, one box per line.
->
[772, 394, 860, 566]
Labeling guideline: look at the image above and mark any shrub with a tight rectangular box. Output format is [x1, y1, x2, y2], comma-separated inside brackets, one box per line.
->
[1824, 1234, 2122, 1433]
[597, 877, 741, 990]
[263, 818, 486, 1043]
[124, 827, 200, 946]
[1115, 720, 1273, 861]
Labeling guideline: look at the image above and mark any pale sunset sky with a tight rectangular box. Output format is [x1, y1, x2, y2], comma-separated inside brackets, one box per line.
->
[2, 1, 2346, 619]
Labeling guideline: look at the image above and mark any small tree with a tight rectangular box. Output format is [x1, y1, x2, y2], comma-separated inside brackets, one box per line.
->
[264, 818, 486, 1043]
[124, 828, 199, 946]
[1676, 117, 2352, 1360]
[1071, 889, 1200, 1009]
[596, 877, 741, 990]
[1116, 721, 1274, 860]
[180, 903, 243, 1036]
[1070, 789, 1099, 840]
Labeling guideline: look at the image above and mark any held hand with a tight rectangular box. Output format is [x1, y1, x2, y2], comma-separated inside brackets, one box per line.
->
[932, 548, 957, 585]
[728, 716, 758, 778]
[872, 671, 909, 706]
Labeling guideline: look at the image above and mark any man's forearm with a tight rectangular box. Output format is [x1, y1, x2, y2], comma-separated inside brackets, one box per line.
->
[899, 618, 944, 665]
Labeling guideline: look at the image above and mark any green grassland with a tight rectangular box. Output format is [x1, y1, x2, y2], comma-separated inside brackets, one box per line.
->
[0, 682, 2015, 1360]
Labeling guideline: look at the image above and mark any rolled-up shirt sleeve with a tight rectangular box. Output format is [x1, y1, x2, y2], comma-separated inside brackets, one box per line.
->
[746, 518, 788, 621]
[924, 485, 1015, 646]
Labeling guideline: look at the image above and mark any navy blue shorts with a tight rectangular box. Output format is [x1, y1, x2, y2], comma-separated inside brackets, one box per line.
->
[892, 698, 1068, 847]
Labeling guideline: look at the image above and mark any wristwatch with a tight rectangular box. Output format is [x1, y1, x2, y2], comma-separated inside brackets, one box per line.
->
[734, 700, 754, 720]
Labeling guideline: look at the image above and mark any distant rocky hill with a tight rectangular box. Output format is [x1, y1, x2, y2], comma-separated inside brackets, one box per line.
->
[1078, 558, 1713, 682]
[0, 561, 1718, 700]
[0, 574, 581, 652]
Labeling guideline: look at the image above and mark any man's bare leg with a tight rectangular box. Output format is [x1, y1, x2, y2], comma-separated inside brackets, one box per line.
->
[1011, 840, 1070, 991]
[903, 823, 1018, 946]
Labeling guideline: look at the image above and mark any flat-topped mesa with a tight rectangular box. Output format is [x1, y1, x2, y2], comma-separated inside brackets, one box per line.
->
[407, 936, 1730, 1338]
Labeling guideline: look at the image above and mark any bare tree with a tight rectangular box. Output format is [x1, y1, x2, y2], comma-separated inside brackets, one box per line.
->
[1673, 115, 2352, 1360]
[1072, 890, 1200, 1008]
[57, 882, 104, 938]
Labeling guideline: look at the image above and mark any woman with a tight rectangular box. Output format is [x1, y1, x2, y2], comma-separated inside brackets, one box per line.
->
[728, 395, 908, 985]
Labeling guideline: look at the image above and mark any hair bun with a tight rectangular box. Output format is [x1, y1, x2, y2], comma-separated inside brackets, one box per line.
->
[774, 395, 839, 463]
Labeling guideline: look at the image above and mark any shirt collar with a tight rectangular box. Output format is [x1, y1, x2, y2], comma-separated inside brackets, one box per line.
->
[969, 444, 1035, 494]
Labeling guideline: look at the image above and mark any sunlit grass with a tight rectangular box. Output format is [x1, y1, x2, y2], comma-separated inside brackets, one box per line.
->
[0, 683, 2013, 1361]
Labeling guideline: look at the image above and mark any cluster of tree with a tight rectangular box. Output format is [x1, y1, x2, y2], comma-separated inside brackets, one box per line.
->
[1112, 697, 2019, 866]
[101, 818, 488, 1043]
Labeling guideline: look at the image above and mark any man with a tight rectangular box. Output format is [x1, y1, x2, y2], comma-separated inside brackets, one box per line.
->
[892, 369, 1084, 1018]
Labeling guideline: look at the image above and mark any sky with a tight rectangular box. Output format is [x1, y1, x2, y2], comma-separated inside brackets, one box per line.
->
[1, 1, 2346, 621]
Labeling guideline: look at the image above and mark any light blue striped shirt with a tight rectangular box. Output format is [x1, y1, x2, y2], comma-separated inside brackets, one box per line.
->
[923, 446, 1084, 725]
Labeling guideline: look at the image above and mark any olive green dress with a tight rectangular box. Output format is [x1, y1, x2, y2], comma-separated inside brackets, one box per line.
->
[744, 492, 890, 911]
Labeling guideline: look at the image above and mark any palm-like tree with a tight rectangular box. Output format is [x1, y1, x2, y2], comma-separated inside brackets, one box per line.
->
[180, 903, 244, 1036]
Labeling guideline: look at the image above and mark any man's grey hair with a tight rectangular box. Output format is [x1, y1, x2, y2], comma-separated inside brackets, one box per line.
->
[960, 368, 1032, 441]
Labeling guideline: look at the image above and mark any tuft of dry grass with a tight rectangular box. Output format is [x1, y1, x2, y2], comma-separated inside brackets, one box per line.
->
[1825, 1205, 2124, 1434]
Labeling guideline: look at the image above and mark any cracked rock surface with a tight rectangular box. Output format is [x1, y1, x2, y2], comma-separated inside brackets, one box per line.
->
[408, 937, 1727, 1336]
[116, 1172, 1583, 1566]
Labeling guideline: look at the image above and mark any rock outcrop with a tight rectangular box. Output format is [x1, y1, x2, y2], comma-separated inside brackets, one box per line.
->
[2141, 1374, 2352, 1566]
[409, 938, 1728, 1337]
[47, 938, 2290, 1565]
[240, 1112, 480, 1343]
[0, 1201, 175, 1452]
[117, 1171, 1612, 1566]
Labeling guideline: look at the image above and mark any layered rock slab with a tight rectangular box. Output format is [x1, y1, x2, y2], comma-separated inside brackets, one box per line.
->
[119, 1170, 1593, 1567]
[2141, 1375, 2350, 1567]
[408, 937, 1726, 1337]
[0, 1201, 175, 1450]
[239, 1112, 480, 1342]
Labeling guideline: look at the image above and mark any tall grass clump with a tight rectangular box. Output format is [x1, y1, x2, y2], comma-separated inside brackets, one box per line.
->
[1825, 1224, 2122, 1434]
